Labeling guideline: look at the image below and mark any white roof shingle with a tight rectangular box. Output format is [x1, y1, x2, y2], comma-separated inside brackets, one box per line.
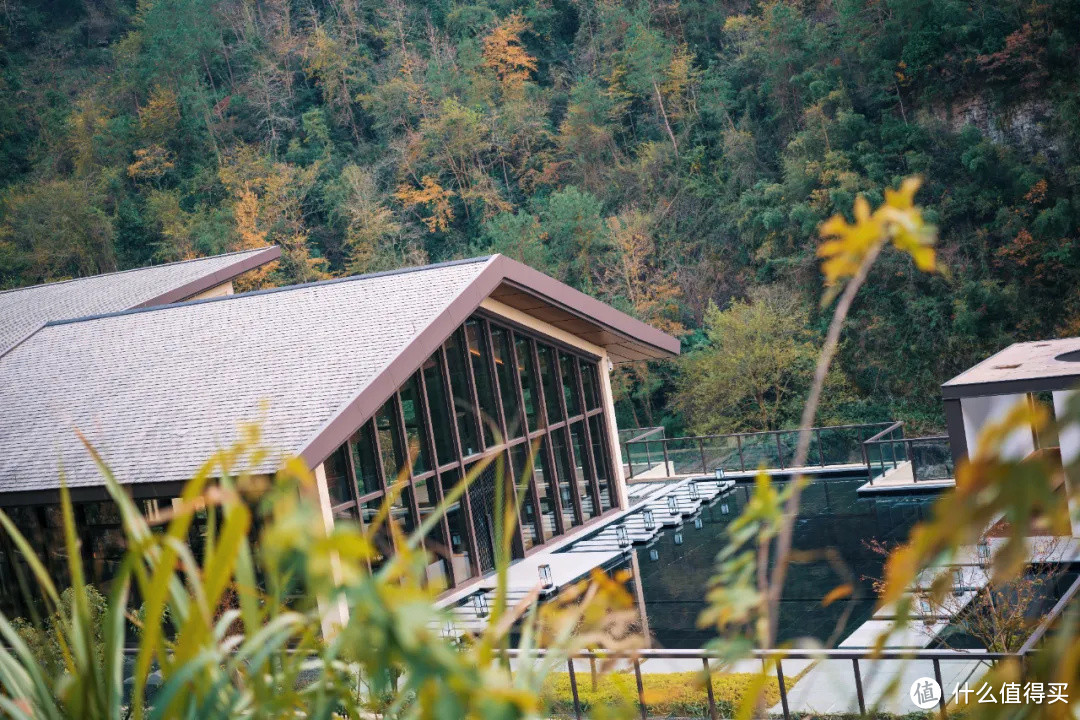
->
[0, 247, 279, 356]
[0, 258, 490, 493]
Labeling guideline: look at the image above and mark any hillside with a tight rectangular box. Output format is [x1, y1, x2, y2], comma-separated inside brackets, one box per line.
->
[1, 0, 1078, 431]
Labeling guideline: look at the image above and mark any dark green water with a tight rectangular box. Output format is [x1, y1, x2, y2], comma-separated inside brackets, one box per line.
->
[622, 475, 939, 648]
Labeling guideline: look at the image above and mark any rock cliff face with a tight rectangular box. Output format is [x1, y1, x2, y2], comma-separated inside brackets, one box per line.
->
[925, 95, 1062, 162]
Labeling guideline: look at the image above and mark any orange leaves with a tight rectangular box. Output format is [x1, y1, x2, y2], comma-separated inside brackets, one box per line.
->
[817, 176, 939, 298]
[127, 145, 175, 181]
[482, 13, 537, 90]
[396, 175, 455, 232]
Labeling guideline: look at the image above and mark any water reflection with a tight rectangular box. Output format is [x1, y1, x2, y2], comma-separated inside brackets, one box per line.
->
[620, 475, 939, 648]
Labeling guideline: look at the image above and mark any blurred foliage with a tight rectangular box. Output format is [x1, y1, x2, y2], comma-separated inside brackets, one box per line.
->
[0, 423, 639, 718]
[2, 0, 1079, 431]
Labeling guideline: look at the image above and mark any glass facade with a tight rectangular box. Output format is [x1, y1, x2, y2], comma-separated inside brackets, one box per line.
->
[325, 311, 620, 590]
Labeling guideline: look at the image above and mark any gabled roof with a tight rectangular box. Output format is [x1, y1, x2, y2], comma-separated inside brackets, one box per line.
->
[0, 246, 281, 357]
[0, 255, 679, 498]
[942, 337, 1080, 399]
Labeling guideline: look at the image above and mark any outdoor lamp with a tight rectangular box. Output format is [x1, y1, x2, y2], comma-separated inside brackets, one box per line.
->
[442, 620, 457, 640]
[649, 548, 659, 562]
[919, 597, 932, 617]
[694, 517, 703, 530]
[472, 593, 489, 618]
[720, 503, 729, 515]
[953, 568, 964, 596]
[689, 482, 700, 500]
[667, 495, 679, 515]
[643, 508, 655, 531]
[977, 541, 990, 561]
[616, 524, 630, 549]
[539, 563, 554, 590]
[714, 468, 725, 480]
[674, 532, 684, 546]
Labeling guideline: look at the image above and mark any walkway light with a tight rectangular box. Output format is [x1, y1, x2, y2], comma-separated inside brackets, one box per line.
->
[472, 593, 489, 619]
[674, 532, 683, 546]
[720, 503, 729, 515]
[689, 482, 700, 500]
[693, 517, 703, 530]
[953, 568, 964, 596]
[539, 563, 554, 590]
[643, 508, 655, 531]
[977, 541, 990, 561]
[442, 620, 457, 640]
[667, 495, 679, 515]
[616, 525, 630, 549]
[649, 548, 659, 562]
[714, 468, 725, 480]
[919, 597, 932, 617]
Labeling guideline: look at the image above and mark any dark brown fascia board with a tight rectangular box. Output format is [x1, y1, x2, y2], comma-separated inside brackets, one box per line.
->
[133, 245, 282, 309]
[0, 479, 186, 508]
[941, 375, 1080, 400]
[298, 254, 680, 470]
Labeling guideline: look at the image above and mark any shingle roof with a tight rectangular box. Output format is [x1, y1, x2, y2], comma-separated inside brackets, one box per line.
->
[0, 254, 679, 497]
[0, 246, 280, 356]
[0, 258, 491, 493]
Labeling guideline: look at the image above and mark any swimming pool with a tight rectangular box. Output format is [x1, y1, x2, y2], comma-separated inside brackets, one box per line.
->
[610, 475, 939, 648]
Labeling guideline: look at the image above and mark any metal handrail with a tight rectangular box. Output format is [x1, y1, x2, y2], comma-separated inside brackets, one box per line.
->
[624, 422, 894, 478]
[863, 430, 953, 485]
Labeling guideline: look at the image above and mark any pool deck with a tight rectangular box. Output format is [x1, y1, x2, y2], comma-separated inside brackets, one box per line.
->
[857, 460, 956, 494]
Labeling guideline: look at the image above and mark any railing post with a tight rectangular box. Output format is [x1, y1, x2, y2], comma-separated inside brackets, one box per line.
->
[910, 439, 918, 482]
[627, 443, 635, 480]
[776, 432, 785, 470]
[817, 428, 825, 467]
[737, 434, 745, 473]
[634, 657, 646, 720]
[776, 658, 790, 720]
[661, 440, 672, 478]
[699, 437, 708, 474]
[852, 658, 866, 716]
[568, 658, 582, 720]
[644, 443, 653, 472]
[862, 440, 872, 484]
[701, 657, 718, 720]
[933, 658, 947, 719]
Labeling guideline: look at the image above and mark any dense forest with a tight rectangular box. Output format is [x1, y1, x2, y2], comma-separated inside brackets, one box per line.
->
[1, 0, 1078, 433]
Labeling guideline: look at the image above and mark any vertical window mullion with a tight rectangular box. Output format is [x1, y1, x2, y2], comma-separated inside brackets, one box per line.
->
[418, 365, 459, 587]
[390, 394, 421, 549]
[529, 339, 567, 536]
[552, 350, 585, 526]
[508, 330, 547, 544]
[439, 345, 484, 577]
[483, 319, 525, 557]
[574, 357, 605, 515]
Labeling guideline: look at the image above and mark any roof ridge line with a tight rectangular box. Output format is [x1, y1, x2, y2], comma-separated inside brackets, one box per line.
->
[0, 246, 280, 297]
[41, 255, 494, 329]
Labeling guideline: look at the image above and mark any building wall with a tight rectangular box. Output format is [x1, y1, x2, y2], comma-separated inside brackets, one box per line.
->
[960, 393, 1035, 461]
[315, 307, 625, 595]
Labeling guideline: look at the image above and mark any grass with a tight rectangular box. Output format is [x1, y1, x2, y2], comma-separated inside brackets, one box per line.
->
[541, 667, 792, 718]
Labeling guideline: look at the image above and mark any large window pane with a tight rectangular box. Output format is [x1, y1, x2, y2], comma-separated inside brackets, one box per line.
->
[465, 320, 498, 447]
[350, 421, 381, 496]
[422, 356, 455, 465]
[375, 399, 405, 482]
[445, 329, 481, 456]
[399, 373, 430, 473]
[537, 344, 563, 424]
[589, 414, 616, 512]
[581, 362, 601, 411]
[532, 438, 559, 539]
[415, 477, 451, 588]
[389, 483, 415, 537]
[515, 336, 541, 430]
[550, 429, 580, 528]
[361, 499, 392, 571]
[324, 445, 353, 506]
[560, 353, 582, 417]
[441, 469, 479, 581]
[491, 326, 524, 439]
[510, 443, 542, 550]
[569, 422, 599, 518]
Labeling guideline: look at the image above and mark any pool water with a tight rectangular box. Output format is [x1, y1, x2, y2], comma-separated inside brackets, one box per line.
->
[616, 475, 939, 648]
